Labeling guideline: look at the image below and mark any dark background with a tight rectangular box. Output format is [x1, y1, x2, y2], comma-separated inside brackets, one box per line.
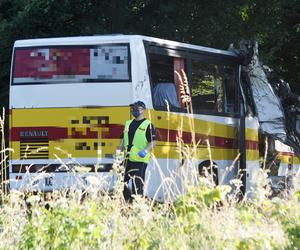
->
[0, 0, 299, 110]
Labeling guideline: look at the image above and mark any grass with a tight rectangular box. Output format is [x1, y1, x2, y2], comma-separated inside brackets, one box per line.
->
[1, 145, 300, 250]
[0, 174, 299, 250]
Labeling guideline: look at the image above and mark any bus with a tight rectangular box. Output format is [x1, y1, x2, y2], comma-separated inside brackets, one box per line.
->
[261, 137, 300, 191]
[9, 35, 262, 200]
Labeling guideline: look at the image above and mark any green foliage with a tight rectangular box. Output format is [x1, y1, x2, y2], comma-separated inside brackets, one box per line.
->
[0, 0, 299, 105]
[174, 185, 222, 214]
[19, 193, 115, 249]
[268, 198, 300, 249]
[1, 183, 300, 249]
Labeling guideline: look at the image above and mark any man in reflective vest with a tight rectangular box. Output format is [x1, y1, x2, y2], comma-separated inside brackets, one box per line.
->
[118, 101, 156, 201]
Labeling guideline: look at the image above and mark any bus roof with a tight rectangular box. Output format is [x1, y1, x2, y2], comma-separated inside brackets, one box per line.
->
[14, 34, 239, 59]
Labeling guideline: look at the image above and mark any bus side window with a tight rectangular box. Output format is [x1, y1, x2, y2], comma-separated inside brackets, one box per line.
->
[149, 53, 185, 111]
[190, 60, 224, 114]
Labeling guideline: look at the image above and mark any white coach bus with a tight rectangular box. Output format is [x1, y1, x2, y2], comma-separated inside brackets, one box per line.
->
[9, 35, 262, 200]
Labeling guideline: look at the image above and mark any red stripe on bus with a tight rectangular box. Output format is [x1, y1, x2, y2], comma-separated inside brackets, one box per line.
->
[156, 128, 259, 149]
[9, 125, 124, 141]
[10, 125, 258, 150]
[278, 151, 295, 156]
[156, 128, 258, 150]
[246, 140, 259, 150]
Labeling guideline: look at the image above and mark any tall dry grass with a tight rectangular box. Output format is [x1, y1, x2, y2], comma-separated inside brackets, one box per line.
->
[1, 81, 300, 250]
[1, 162, 298, 249]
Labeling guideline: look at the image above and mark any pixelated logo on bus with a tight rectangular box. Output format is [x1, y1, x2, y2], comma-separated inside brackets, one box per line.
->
[69, 115, 113, 151]
[14, 48, 90, 79]
[13, 45, 130, 84]
[13, 114, 124, 154]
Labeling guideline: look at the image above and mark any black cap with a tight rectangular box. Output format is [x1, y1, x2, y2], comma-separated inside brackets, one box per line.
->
[129, 101, 146, 109]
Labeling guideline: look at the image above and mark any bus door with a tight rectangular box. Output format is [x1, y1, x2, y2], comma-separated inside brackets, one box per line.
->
[145, 43, 240, 184]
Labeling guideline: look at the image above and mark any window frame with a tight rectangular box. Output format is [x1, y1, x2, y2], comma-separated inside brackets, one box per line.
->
[144, 41, 241, 117]
[189, 57, 240, 116]
[144, 42, 188, 113]
[11, 43, 132, 86]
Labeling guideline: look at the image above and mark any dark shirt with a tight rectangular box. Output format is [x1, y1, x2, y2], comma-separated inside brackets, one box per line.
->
[121, 118, 156, 151]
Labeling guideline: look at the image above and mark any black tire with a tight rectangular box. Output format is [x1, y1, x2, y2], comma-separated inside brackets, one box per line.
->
[198, 160, 219, 185]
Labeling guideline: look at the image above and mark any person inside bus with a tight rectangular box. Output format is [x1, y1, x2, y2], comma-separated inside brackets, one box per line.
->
[151, 69, 181, 110]
[153, 82, 180, 109]
[117, 101, 156, 202]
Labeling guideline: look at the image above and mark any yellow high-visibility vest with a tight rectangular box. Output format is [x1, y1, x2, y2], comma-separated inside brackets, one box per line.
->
[123, 119, 151, 163]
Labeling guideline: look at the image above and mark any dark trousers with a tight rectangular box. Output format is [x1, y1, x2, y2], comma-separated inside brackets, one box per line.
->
[123, 160, 148, 201]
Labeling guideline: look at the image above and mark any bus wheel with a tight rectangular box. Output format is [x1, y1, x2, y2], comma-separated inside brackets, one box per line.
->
[198, 160, 219, 185]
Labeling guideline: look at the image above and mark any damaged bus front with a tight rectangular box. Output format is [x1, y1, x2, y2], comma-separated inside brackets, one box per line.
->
[234, 41, 300, 190]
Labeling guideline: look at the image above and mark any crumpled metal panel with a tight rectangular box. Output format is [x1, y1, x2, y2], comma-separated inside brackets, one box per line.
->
[246, 45, 286, 141]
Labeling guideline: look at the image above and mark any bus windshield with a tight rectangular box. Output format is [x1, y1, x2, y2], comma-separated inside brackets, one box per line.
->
[12, 44, 130, 85]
